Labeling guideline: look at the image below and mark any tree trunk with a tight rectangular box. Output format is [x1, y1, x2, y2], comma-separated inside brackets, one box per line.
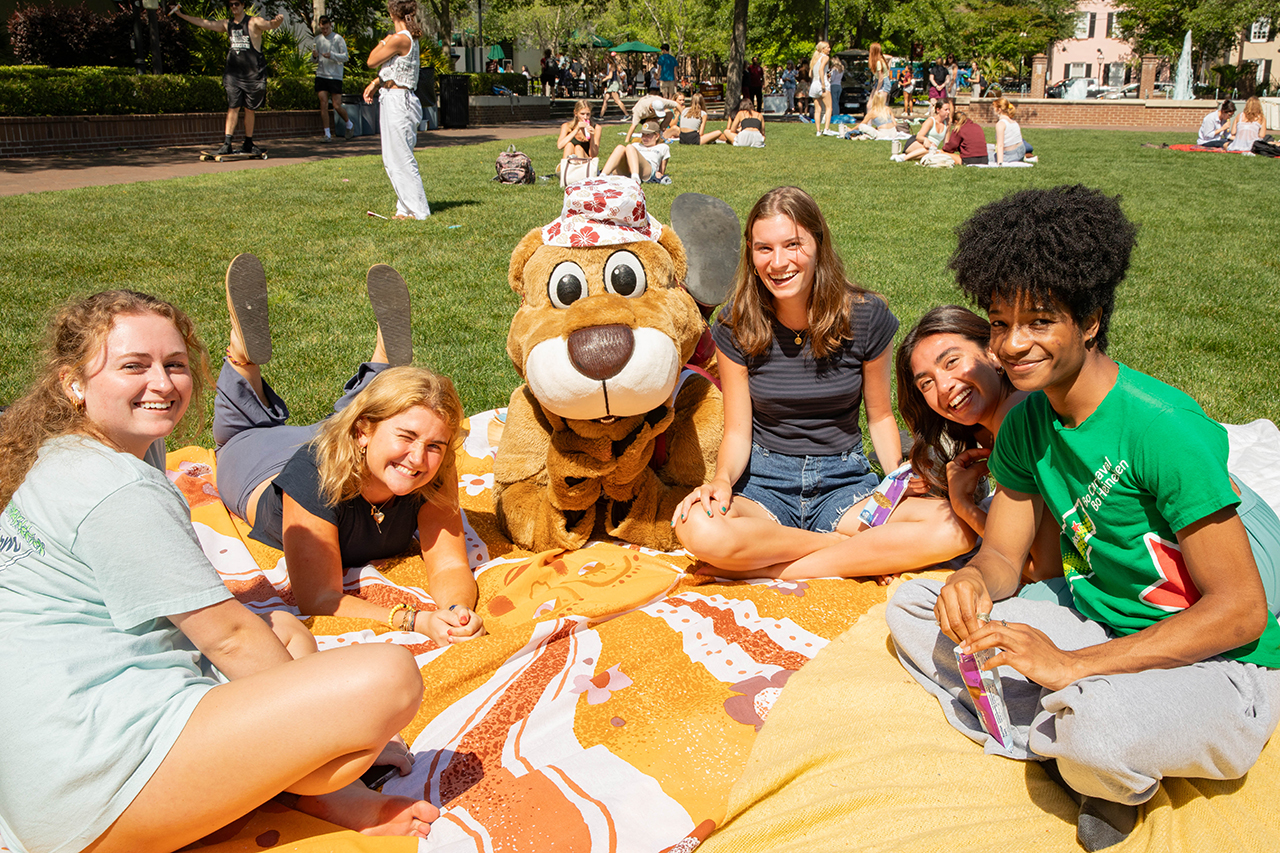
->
[727, 0, 748, 115]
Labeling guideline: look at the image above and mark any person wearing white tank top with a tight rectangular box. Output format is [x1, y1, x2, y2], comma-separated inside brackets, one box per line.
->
[363, 0, 430, 219]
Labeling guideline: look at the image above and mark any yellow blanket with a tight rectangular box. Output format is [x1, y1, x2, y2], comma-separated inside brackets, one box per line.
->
[163, 409, 890, 852]
[703, 578, 1280, 853]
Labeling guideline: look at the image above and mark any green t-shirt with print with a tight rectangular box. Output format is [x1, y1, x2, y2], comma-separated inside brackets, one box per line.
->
[990, 363, 1280, 668]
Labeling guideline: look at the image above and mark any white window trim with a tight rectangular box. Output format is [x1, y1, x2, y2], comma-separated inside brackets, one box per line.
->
[1249, 17, 1270, 43]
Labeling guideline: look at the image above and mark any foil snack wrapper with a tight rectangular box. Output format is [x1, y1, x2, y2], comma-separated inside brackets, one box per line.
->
[954, 645, 1013, 748]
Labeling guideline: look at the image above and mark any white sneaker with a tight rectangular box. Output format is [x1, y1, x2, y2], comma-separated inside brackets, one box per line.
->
[891, 153, 906, 162]
[816, 130, 822, 137]
[822, 129, 839, 137]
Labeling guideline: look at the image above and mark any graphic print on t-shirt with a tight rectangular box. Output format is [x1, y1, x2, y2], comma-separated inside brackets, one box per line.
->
[230, 26, 251, 52]
[1139, 532, 1202, 612]
[1060, 499, 1097, 575]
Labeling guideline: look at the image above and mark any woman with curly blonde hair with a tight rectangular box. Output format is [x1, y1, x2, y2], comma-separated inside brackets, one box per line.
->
[1228, 96, 1268, 152]
[0, 288, 438, 852]
[213, 254, 483, 646]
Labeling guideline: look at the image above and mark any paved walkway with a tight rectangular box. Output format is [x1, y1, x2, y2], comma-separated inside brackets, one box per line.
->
[0, 121, 563, 197]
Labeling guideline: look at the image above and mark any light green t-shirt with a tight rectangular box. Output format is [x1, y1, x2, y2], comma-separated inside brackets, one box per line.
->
[990, 363, 1280, 669]
[0, 436, 232, 853]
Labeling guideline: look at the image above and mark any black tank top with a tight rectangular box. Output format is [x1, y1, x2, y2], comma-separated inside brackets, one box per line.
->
[226, 16, 267, 81]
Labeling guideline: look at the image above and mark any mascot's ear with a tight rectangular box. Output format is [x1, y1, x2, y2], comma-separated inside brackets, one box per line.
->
[509, 229, 545, 300]
[657, 226, 688, 286]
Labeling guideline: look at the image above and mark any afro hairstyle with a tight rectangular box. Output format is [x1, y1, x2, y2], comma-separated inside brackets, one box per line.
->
[948, 184, 1137, 352]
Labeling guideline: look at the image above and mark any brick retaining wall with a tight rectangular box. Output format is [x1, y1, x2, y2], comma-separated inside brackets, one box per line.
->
[0, 110, 326, 157]
[0, 96, 549, 158]
[964, 98, 1208, 129]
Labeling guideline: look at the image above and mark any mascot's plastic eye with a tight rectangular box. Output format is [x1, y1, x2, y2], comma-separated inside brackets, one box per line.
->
[548, 261, 589, 309]
[603, 251, 647, 298]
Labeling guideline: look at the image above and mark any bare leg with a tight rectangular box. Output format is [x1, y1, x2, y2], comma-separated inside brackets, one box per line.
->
[83, 643, 434, 853]
[318, 91, 331, 132]
[701, 130, 723, 144]
[627, 145, 652, 180]
[224, 107, 240, 137]
[756, 495, 978, 580]
[244, 109, 256, 139]
[675, 497, 843, 573]
[225, 310, 266, 404]
[334, 98, 349, 123]
[903, 140, 930, 162]
[601, 144, 630, 175]
[265, 610, 318, 658]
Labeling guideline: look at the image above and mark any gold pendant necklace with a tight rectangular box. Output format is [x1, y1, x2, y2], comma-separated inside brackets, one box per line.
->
[370, 497, 392, 531]
[781, 323, 805, 346]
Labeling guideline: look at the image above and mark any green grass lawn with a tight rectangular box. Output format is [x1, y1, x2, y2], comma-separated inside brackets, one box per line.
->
[2, 124, 1278, 449]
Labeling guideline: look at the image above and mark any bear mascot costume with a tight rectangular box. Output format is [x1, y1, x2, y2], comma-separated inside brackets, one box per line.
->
[494, 176, 725, 552]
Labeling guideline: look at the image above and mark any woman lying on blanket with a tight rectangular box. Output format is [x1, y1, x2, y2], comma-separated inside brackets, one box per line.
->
[672, 187, 977, 580]
[214, 255, 485, 645]
[896, 305, 1062, 581]
[0, 290, 437, 853]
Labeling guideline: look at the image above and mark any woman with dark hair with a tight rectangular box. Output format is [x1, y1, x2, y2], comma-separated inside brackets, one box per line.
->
[895, 305, 1062, 580]
[599, 52, 626, 119]
[363, 0, 429, 219]
[214, 255, 484, 645]
[0, 289, 437, 853]
[897, 97, 952, 161]
[673, 188, 977, 580]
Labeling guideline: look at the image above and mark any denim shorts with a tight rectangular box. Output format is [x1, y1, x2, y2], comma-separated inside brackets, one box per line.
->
[734, 442, 880, 533]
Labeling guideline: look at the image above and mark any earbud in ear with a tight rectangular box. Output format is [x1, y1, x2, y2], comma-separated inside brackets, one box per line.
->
[71, 382, 84, 401]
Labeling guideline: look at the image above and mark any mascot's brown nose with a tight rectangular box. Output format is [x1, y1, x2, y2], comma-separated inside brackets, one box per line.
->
[567, 324, 635, 381]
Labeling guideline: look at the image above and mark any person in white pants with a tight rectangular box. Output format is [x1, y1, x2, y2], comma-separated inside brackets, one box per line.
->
[363, 0, 430, 220]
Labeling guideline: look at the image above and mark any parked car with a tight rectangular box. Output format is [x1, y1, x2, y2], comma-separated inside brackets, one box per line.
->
[1046, 77, 1107, 99]
[1100, 81, 1173, 99]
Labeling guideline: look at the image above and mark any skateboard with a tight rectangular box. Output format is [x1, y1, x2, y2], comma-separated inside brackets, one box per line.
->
[199, 149, 268, 162]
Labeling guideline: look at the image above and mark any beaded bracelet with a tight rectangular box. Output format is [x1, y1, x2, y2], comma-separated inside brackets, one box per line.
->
[388, 603, 409, 631]
[404, 605, 419, 633]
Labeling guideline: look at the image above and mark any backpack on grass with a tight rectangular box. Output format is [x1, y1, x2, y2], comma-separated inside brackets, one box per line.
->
[494, 145, 535, 184]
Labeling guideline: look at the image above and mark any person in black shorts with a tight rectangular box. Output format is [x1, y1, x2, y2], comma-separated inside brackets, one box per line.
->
[312, 15, 353, 140]
[170, 0, 283, 155]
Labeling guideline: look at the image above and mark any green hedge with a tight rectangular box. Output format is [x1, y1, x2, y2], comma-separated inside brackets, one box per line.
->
[465, 72, 528, 95]
[0, 66, 383, 116]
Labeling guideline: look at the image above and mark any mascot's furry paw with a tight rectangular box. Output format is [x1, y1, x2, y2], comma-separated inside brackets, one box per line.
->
[494, 177, 724, 552]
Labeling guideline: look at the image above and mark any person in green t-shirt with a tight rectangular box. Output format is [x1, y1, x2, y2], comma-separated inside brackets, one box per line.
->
[888, 185, 1280, 852]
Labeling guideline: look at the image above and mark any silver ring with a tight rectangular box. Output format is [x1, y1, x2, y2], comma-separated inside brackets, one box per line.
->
[1001, 619, 1008, 628]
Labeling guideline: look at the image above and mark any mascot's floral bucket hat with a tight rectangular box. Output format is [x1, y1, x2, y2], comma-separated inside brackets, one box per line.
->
[541, 175, 664, 248]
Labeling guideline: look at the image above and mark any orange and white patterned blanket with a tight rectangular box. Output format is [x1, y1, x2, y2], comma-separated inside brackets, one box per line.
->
[166, 409, 890, 852]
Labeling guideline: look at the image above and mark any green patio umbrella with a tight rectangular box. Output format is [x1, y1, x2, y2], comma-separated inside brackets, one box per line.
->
[612, 41, 659, 53]
[486, 45, 507, 61]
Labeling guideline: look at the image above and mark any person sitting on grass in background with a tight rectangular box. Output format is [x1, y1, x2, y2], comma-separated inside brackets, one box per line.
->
[848, 90, 897, 138]
[0, 289, 438, 853]
[312, 15, 353, 140]
[992, 97, 1028, 164]
[897, 97, 951, 161]
[888, 184, 1280, 852]
[601, 120, 672, 184]
[723, 101, 766, 147]
[941, 109, 988, 165]
[557, 99, 602, 167]
[1197, 99, 1235, 148]
[170, 0, 284, 156]
[675, 93, 724, 145]
[1227, 96, 1268, 153]
[213, 254, 485, 645]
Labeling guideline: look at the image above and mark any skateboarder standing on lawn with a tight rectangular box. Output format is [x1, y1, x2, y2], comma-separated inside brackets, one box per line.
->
[170, 0, 283, 155]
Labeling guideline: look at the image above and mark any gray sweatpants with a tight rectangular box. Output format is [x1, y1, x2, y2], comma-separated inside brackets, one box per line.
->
[886, 578, 1280, 805]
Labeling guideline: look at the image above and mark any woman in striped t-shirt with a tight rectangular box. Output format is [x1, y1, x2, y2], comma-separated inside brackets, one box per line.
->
[673, 187, 975, 581]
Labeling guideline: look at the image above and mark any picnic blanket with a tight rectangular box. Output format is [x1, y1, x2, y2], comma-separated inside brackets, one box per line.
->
[701, 418, 1280, 853]
[164, 408, 891, 852]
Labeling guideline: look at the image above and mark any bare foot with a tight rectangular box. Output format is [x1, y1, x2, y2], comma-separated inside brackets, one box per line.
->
[295, 781, 438, 838]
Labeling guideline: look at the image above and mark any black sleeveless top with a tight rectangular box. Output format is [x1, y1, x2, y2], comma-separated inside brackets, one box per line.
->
[740, 116, 763, 131]
[225, 16, 267, 82]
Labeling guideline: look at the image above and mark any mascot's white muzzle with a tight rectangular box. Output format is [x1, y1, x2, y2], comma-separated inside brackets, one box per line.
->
[524, 325, 681, 420]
